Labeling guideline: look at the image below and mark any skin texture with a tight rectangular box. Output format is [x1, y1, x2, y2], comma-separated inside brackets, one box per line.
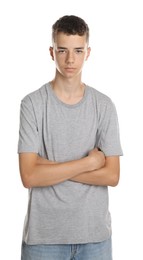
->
[19, 32, 120, 188]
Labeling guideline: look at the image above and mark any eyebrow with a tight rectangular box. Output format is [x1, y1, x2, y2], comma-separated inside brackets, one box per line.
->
[57, 47, 85, 50]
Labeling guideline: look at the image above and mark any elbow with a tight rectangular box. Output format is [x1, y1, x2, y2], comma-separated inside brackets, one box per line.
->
[21, 176, 32, 189]
[110, 171, 120, 187]
[19, 153, 38, 188]
[110, 177, 119, 187]
[22, 179, 32, 189]
[20, 171, 33, 189]
[105, 156, 120, 187]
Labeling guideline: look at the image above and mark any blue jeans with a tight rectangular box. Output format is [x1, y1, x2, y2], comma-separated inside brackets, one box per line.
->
[21, 238, 112, 260]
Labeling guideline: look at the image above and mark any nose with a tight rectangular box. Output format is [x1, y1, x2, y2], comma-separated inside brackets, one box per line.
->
[66, 51, 74, 64]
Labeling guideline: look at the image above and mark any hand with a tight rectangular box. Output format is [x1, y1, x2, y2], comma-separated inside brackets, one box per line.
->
[88, 148, 105, 171]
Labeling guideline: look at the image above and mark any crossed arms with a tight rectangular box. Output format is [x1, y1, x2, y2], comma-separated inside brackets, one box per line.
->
[19, 148, 120, 188]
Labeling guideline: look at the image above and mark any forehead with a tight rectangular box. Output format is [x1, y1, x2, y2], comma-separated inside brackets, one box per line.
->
[53, 32, 87, 48]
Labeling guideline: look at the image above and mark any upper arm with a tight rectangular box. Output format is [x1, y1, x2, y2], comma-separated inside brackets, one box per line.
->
[105, 156, 120, 186]
[19, 153, 38, 188]
[18, 97, 39, 154]
[96, 99, 123, 157]
[18, 97, 40, 188]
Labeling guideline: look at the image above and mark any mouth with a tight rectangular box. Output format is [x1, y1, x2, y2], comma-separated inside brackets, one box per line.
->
[65, 67, 76, 71]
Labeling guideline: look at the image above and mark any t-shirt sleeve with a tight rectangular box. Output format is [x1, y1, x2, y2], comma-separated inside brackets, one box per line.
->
[18, 96, 39, 154]
[96, 99, 123, 157]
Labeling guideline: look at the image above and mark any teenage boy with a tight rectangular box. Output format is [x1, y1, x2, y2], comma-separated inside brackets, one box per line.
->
[18, 15, 123, 260]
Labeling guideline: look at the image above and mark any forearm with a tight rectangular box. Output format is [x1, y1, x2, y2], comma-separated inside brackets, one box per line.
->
[35, 151, 106, 187]
[71, 156, 120, 187]
[33, 158, 91, 187]
[36, 158, 115, 187]
[20, 154, 94, 188]
[19, 149, 105, 188]
[71, 168, 114, 186]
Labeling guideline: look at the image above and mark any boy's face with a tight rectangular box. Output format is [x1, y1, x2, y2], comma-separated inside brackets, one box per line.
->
[50, 32, 91, 79]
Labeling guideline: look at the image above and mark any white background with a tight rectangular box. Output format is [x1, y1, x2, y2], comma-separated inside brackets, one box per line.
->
[0, 0, 143, 259]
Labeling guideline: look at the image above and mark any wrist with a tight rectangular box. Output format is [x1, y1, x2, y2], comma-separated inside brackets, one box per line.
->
[95, 151, 105, 170]
[86, 155, 96, 172]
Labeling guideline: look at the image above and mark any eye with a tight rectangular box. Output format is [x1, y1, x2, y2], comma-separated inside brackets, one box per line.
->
[57, 49, 67, 54]
[75, 49, 84, 54]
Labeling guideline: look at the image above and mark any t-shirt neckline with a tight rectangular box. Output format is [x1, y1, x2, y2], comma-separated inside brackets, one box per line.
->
[48, 82, 88, 108]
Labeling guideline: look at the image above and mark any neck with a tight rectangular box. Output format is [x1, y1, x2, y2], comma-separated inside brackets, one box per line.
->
[51, 73, 84, 95]
[50, 75, 85, 105]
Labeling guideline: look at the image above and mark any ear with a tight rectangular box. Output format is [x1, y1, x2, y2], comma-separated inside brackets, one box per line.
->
[85, 47, 91, 61]
[49, 46, 54, 60]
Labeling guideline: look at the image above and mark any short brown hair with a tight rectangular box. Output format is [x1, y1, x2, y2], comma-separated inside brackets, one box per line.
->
[52, 15, 89, 43]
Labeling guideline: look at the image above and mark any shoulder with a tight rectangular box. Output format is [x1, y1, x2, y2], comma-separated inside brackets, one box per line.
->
[87, 85, 115, 110]
[21, 82, 50, 106]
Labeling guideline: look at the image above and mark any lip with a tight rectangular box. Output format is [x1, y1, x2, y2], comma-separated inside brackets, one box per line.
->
[65, 67, 76, 71]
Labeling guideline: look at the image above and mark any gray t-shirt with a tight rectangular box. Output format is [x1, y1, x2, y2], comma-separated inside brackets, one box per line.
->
[18, 82, 123, 245]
